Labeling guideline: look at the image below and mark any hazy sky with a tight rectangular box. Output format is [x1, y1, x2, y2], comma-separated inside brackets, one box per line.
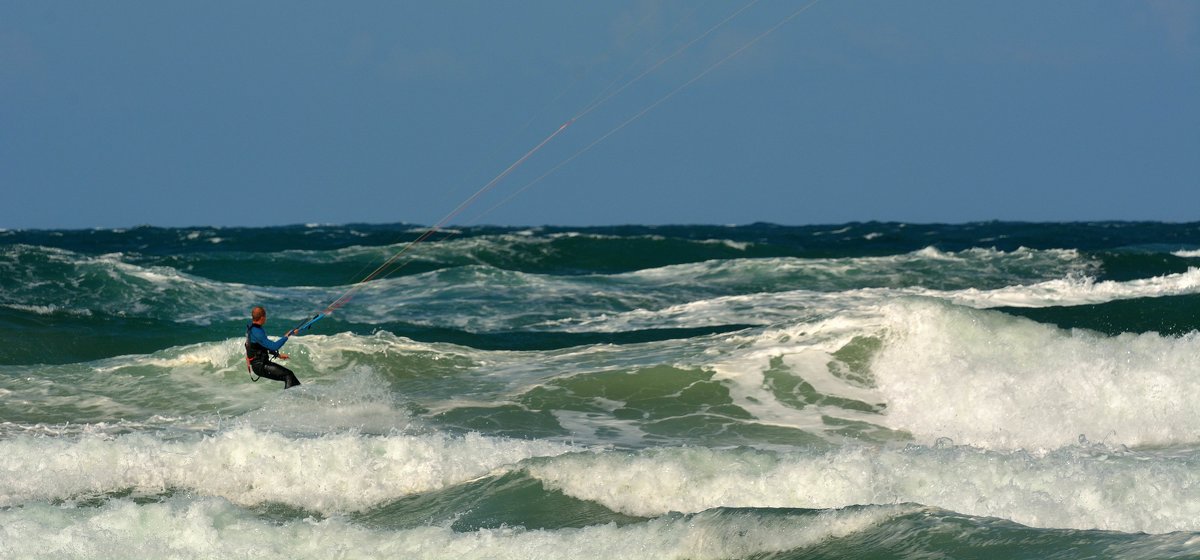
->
[3, 1, 1198, 229]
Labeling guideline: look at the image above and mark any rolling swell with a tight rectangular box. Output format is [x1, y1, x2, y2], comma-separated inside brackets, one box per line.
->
[6, 222, 1200, 558]
[1001, 293, 1200, 336]
[0, 306, 223, 365]
[352, 470, 647, 531]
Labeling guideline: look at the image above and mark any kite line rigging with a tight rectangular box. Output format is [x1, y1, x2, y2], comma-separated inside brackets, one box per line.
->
[289, 0, 823, 334]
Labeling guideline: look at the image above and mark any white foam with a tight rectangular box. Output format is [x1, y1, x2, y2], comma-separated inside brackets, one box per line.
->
[528, 444, 1200, 534]
[622, 247, 1086, 287]
[1, 244, 334, 325]
[549, 264, 1200, 333]
[911, 246, 956, 260]
[0, 497, 909, 560]
[872, 299, 1200, 451]
[698, 313, 889, 440]
[1, 303, 92, 317]
[698, 238, 752, 250]
[815, 226, 852, 235]
[252, 246, 1119, 335]
[0, 363, 413, 439]
[940, 267, 1200, 308]
[236, 368, 415, 434]
[540, 247, 1097, 332]
[0, 427, 576, 514]
[0, 333, 486, 431]
[113, 338, 243, 371]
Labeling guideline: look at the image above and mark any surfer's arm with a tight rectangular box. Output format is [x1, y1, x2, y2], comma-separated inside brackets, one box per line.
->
[249, 327, 288, 353]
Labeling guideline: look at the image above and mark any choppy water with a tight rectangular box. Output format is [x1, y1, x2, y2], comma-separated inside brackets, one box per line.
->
[4, 222, 1200, 559]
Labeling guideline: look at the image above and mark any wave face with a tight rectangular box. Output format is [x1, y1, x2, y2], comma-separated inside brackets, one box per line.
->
[5, 222, 1200, 558]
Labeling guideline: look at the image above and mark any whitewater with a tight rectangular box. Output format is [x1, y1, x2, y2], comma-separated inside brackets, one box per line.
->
[4, 221, 1200, 559]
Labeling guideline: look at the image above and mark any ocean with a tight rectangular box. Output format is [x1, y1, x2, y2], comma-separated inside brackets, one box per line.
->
[3, 221, 1200, 559]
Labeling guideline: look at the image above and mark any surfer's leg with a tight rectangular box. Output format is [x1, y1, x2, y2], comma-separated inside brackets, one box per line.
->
[253, 362, 302, 389]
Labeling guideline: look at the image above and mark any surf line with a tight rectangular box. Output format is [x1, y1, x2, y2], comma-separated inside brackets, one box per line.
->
[291, 0, 823, 331]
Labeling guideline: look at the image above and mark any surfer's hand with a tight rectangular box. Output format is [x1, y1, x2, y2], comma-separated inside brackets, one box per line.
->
[287, 329, 297, 337]
[279, 353, 289, 360]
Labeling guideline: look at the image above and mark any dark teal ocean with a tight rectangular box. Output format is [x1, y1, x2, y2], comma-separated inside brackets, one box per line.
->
[4, 222, 1200, 559]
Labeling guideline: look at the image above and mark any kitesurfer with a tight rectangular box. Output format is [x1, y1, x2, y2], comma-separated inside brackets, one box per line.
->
[245, 306, 301, 389]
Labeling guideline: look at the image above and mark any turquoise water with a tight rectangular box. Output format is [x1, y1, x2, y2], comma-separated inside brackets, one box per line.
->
[4, 222, 1200, 558]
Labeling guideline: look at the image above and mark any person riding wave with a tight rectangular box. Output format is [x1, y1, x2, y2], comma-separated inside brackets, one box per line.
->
[245, 306, 301, 389]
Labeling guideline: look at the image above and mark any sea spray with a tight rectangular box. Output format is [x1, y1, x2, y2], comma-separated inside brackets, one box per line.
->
[6, 222, 1200, 559]
[0, 498, 915, 560]
[873, 299, 1200, 450]
[0, 427, 577, 513]
[527, 444, 1200, 534]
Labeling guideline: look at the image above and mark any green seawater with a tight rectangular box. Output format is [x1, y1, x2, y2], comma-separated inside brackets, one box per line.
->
[4, 222, 1200, 559]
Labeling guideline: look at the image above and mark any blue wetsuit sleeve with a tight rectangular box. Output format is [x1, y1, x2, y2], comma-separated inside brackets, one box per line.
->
[250, 326, 288, 352]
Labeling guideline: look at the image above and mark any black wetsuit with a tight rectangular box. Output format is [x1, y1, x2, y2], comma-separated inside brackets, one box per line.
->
[245, 323, 301, 389]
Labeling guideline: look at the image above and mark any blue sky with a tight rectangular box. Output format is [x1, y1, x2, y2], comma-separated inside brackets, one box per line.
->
[3, 1, 1198, 229]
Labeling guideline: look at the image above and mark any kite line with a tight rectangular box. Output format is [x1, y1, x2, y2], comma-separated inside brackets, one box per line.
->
[297, 0, 823, 328]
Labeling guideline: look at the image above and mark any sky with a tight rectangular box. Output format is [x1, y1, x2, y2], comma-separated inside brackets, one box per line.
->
[2, 1, 1198, 229]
